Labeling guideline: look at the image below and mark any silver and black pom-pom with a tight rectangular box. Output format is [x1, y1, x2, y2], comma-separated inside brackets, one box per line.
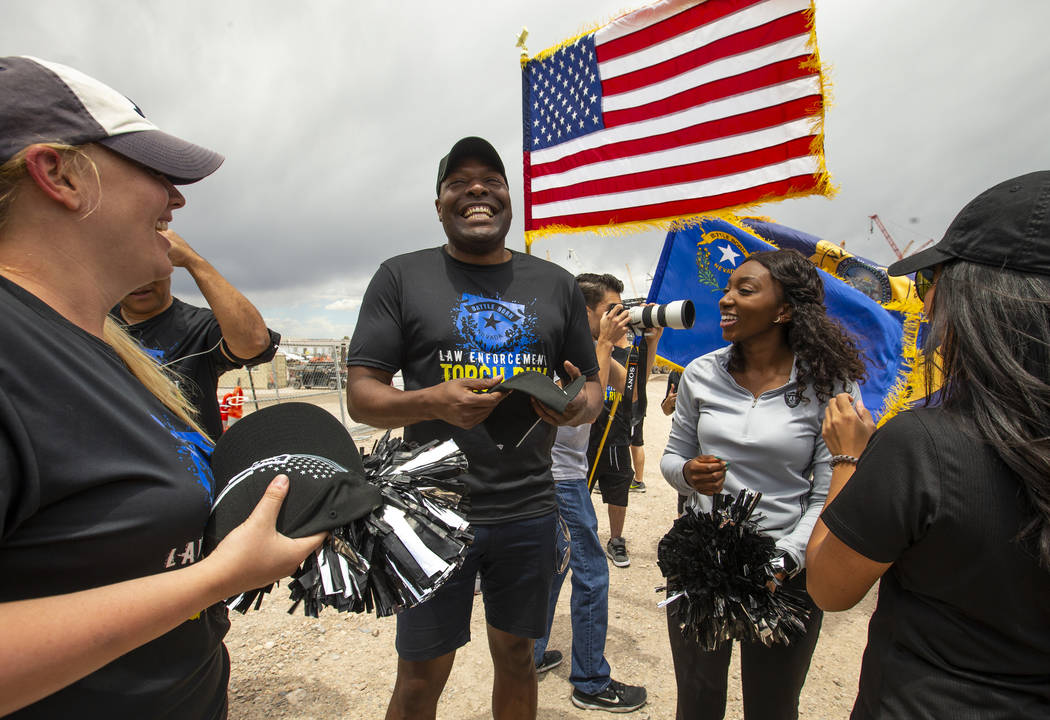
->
[656, 489, 809, 649]
[281, 432, 473, 618]
[215, 426, 473, 619]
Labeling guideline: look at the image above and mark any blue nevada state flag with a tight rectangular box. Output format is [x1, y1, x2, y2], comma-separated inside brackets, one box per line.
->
[647, 216, 925, 420]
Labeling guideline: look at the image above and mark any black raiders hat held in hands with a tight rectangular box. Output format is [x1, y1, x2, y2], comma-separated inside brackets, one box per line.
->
[888, 171, 1050, 277]
[0, 55, 223, 183]
[205, 403, 381, 553]
[489, 369, 587, 413]
[207, 407, 473, 618]
[482, 370, 588, 450]
[436, 136, 507, 195]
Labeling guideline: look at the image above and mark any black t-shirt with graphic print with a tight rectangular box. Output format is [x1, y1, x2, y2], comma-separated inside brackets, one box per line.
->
[347, 247, 598, 525]
[115, 298, 280, 441]
[1, 276, 229, 720]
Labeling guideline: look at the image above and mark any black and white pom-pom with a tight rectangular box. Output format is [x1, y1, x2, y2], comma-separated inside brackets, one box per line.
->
[227, 432, 473, 618]
[656, 489, 809, 649]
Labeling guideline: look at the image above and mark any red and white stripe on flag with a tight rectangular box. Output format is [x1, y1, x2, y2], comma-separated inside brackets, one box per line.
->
[522, 0, 830, 241]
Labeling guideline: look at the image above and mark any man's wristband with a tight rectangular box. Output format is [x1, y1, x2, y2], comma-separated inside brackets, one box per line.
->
[829, 454, 858, 468]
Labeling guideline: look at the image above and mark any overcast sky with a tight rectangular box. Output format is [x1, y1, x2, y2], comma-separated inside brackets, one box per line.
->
[5, 1, 1049, 340]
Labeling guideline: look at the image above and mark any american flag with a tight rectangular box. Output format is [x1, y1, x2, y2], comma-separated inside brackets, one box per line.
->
[522, 0, 830, 240]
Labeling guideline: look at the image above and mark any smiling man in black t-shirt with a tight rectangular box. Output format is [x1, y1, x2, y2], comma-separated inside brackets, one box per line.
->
[347, 136, 601, 720]
[115, 230, 279, 441]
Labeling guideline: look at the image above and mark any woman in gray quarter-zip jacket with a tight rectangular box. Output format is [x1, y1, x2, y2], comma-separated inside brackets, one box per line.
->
[660, 249, 865, 720]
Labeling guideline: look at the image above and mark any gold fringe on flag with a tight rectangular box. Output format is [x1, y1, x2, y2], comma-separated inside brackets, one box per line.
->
[520, 5, 637, 67]
[524, 171, 837, 252]
[654, 356, 684, 373]
[522, 24, 602, 68]
[651, 213, 929, 424]
[523, 0, 836, 253]
[873, 309, 924, 425]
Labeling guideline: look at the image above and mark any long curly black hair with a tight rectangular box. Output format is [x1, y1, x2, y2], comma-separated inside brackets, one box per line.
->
[729, 249, 866, 403]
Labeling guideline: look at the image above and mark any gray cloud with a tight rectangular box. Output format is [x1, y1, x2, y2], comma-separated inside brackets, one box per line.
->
[5, 0, 1049, 338]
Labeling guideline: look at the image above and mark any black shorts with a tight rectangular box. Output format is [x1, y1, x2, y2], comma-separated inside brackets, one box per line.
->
[630, 418, 644, 446]
[592, 444, 634, 506]
[394, 511, 558, 661]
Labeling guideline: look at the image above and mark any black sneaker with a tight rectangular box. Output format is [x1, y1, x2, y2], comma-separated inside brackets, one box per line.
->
[606, 538, 630, 568]
[571, 679, 647, 712]
[535, 650, 563, 674]
[629, 479, 646, 493]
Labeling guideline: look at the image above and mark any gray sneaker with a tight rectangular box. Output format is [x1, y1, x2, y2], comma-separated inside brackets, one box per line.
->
[571, 679, 647, 712]
[606, 538, 630, 568]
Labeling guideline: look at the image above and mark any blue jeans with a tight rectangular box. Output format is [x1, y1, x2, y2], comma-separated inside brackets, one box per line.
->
[533, 478, 612, 695]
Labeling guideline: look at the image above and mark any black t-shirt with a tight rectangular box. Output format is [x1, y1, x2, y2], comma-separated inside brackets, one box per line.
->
[116, 299, 280, 441]
[1, 277, 229, 719]
[823, 408, 1050, 719]
[347, 247, 598, 525]
[589, 345, 632, 451]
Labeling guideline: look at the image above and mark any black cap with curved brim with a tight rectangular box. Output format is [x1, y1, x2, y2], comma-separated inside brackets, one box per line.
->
[482, 371, 587, 450]
[204, 403, 382, 554]
[0, 55, 223, 184]
[489, 370, 586, 413]
[436, 136, 507, 196]
[887, 171, 1050, 277]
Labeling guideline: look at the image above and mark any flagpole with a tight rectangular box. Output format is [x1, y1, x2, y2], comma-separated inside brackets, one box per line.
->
[515, 27, 529, 63]
[516, 26, 531, 255]
[587, 393, 619, 492]
[625, 263, 638, 298]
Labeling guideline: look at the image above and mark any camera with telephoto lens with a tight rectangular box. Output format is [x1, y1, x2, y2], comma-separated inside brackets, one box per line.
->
[615, 298, 695, 330]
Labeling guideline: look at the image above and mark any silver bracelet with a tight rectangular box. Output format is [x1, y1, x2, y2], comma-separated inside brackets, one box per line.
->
[829, 454, 858, 468]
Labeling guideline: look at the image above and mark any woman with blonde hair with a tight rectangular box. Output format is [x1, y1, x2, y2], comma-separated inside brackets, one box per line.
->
[0, 56, 323, 718]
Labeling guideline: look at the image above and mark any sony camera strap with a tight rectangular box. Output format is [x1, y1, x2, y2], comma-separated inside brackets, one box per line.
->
[588, 332, 645, 492]
[621, 333, 644, 421]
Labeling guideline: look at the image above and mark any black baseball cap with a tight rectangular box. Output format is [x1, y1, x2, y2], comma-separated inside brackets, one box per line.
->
[482, 371, 587, 450]
[204, 403, 381, 554]
[888, 171, 1050, 277]
[0, 55, 223, 184]
[489, 370, 587, 413]
[436, 136, 507, 196]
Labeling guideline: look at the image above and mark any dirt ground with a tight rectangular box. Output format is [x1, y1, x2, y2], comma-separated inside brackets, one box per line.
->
[226, 375, 876, 719]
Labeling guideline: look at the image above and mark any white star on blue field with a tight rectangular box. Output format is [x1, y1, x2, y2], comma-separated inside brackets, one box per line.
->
[719, 244, 742, 267]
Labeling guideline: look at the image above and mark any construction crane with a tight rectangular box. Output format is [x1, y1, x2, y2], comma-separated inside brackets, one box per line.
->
[912, 238, 935, 254]
[869, 214, 903, 260]
[870, 214, 935, 260]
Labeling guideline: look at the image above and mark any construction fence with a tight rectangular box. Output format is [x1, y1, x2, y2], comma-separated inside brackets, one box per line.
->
[216, 339, 377, 442]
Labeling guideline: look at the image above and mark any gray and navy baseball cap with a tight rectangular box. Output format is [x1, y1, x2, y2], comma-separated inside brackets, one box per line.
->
[0, 55, 223, 184]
